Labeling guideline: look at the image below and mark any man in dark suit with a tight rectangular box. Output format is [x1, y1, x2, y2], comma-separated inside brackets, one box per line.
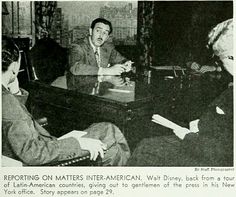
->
[128, 18, 233, 166]
[69, 18, 133, 76]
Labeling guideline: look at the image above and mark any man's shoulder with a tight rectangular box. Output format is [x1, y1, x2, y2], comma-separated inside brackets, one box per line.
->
[102, 40, 115, 50]
[2, 92, 28, 121]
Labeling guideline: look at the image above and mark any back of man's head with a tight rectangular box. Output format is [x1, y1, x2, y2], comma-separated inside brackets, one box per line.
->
[208, 18, 233, 58]
[91, 18, 113, 34]
[2, 37, 19, 72]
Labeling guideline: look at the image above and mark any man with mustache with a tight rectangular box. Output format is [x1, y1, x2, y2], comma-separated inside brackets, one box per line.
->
[69, 18, 133, 76]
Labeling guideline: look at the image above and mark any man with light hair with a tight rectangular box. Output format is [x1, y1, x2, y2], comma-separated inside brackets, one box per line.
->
[207, 18, 233, 74]
[128, 18, 233, 166]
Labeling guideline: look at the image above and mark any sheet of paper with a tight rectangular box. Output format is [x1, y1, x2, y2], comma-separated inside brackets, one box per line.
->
[58, 130, 87, 140]
[152, 114, 183, 130]
[1, 155, 23, 167]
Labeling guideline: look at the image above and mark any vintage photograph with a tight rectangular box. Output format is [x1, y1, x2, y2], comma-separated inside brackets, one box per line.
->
[1, 1, 233, 167]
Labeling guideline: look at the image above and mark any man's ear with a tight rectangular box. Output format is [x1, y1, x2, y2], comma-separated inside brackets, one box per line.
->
[89, 28, 92, 36]
[8, 62, 16, 74]
[10, 61, 20, 75]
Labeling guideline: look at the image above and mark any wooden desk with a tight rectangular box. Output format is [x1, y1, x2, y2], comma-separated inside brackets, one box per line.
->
[27, 71, 231, 150]
[27, 75, 155, 150]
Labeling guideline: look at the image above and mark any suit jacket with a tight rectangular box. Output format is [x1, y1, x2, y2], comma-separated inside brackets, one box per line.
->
[181, 85, 233, 166]
[69, 37, 127, 75]
[128, 86, 233, 166]
[2, 86, 83, 166]
[2, 86, 130, 166]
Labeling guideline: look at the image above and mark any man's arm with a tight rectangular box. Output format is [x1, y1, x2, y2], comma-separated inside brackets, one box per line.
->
[4, 120, 83, 165]
[69, 44, 99, 75]
[180, 100, 233, 164]
[109, 47, 128, 65]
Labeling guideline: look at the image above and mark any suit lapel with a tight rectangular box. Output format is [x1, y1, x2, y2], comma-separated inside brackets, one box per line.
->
[84, 38, 98, 67]
[100, 46, 109, 67]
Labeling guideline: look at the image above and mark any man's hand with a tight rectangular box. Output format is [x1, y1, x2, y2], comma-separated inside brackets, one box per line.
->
[189, 119, 200, 133]
[8, 78, 21, 95]
[123, 60, 134, 72]
[173, 127, 191, 140]
[102, 76, 125, 86]
[77, 137, 107, 160]
[199, 65, 216, 73]
[102, 64, 126, 75]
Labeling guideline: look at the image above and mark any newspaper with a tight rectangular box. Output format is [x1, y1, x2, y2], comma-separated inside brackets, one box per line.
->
[0, 1, 235, 197]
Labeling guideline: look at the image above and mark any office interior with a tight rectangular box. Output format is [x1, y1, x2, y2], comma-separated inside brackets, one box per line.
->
[1, 1, 233, 166]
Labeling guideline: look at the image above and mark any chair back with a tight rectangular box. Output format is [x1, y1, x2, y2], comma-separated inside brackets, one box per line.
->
[29, 38, 68, 84]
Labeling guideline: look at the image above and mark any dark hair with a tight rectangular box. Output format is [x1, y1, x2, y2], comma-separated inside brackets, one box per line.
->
[90, 18, 113, 34]
[2, 37, 20, 72]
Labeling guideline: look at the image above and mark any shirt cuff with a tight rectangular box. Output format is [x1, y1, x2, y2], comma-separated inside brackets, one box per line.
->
[98, 67, 104, 75]
[97, 68, 105, 82]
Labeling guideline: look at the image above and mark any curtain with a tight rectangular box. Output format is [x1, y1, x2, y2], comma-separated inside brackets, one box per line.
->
[35, 1, 57, 40]
[137, 1, 155, 70]
[2, 2, 33, 36]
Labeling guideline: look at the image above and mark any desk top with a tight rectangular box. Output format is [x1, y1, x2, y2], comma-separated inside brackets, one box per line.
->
[28, 70, 232, 130]
[47, 70, 232, 119]
[50, 71, 231, 102]
[51, 72, 154, 104]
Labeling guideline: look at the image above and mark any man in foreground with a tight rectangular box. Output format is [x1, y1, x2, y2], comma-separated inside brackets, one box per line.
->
[2, 38, 130, 166]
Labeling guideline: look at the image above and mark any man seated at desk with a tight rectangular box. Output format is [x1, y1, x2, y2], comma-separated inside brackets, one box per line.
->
[69, 18, 133, 76]
[2, 38, 130, 166]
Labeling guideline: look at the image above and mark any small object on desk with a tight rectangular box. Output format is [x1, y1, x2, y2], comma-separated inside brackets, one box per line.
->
[164, 76, 174, 80]
[150, 65, 187, 71]
[108, 88, 132, 93]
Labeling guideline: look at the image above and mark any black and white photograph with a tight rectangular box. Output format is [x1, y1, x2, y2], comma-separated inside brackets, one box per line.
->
[1, 0, 234, 167]
[1, 1, 235, 196]
[0, 0, 236, 197]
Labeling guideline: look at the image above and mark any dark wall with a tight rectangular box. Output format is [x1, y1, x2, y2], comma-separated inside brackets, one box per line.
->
[153, 1, 233, 66]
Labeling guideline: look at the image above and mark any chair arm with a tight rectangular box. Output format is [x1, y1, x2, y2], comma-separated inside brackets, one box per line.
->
[41, 155, 102, 167]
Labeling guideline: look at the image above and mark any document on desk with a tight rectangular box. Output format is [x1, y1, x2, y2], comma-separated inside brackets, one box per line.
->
[150, 65, 187, 70]
[58, 130, 87, 140]
[152, 114, 183, 130]
[108, 88, 132, 93]
[108, 81, 135, 94]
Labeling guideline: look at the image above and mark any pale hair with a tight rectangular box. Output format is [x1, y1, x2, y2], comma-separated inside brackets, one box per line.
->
[208, 18, 233, 58]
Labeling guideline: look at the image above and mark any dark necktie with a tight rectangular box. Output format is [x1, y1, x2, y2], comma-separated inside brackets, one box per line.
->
[94, 48, 100, 67]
